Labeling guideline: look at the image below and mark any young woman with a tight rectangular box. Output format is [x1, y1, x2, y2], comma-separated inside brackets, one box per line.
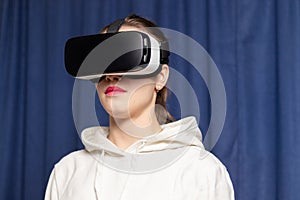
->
[45, 14, 234, 200]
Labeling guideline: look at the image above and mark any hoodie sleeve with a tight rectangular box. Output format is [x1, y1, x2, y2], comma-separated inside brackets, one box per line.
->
[44, 168, 59, 200]
[172, 150, 235, 200]
[205, 162, 235, 200]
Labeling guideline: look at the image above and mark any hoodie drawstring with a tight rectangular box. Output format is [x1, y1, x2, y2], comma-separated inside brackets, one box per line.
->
[95, 150, 105, 200]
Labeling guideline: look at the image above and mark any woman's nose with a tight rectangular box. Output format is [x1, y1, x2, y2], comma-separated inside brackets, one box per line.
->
[105, 75, 122, 82]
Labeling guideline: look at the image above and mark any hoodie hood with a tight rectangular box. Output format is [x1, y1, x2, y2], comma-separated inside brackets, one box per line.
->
[81, 117, 205, 173]
[81, 116, 204, 156]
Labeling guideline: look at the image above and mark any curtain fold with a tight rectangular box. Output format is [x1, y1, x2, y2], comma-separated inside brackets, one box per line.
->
[0, 0, 299, 199]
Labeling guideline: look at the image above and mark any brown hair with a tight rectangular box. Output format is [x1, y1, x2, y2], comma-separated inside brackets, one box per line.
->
[102, 14, 175, 124]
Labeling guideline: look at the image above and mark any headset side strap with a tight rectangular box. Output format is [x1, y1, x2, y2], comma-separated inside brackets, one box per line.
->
[107, 19, 125, 33]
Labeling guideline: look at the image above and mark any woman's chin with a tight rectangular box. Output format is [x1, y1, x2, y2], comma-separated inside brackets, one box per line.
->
[108, 111, 130, 119]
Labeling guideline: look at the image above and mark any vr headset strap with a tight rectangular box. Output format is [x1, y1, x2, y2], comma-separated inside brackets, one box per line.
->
[107, 19, 124, 33]
[107, 18, 169, 65]
[160, 41, 170, 64]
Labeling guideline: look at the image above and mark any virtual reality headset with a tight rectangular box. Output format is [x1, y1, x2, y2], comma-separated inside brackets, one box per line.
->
[64, 19, 169, 81]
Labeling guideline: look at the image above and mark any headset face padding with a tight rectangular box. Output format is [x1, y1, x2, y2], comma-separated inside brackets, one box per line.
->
[65, 31, 166, 80]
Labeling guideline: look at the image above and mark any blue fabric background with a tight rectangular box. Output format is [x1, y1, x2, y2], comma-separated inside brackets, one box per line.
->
[1, 0, 299, 199]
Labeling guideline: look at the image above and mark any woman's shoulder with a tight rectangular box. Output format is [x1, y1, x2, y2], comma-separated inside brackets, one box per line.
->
[173, 146, 232, 188]
[57, 149, 90, 162]
[46, 150, 100, 198]
[184, 146, 229, 174]
[53, 149, 96, 172]
[173, 147, 234, 198]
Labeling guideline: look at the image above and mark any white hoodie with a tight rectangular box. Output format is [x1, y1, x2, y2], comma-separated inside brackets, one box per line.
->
[45, 117, 234, 200]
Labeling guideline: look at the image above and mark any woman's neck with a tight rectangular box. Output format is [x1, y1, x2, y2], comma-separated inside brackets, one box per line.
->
[108, 113, 162, 151]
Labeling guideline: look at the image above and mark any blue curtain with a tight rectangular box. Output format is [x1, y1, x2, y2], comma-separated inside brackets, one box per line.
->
[1, 0, 299, 199]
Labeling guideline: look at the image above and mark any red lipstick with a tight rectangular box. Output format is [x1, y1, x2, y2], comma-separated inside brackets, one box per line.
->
[105, 86, 126, 96]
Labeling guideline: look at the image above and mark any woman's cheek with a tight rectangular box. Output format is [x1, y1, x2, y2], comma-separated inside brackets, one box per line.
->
[128, 84, 156, 116]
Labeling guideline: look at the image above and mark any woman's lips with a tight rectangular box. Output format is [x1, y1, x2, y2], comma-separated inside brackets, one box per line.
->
[105, 86, 127, 96]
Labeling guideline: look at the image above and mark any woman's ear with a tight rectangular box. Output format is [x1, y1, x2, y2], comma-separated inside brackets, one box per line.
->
[155, 64, 169, 90]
